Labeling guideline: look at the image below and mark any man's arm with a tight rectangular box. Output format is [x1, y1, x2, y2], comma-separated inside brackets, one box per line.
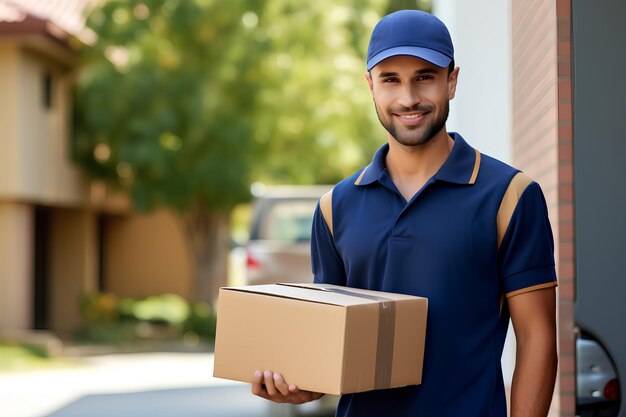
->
[508, 287, 558, 417]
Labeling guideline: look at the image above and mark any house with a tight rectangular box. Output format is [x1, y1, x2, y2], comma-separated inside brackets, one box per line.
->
[0, 0, 193, 338]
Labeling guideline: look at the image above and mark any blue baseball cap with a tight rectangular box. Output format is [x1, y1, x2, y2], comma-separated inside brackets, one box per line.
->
[366, 10, 454, 71]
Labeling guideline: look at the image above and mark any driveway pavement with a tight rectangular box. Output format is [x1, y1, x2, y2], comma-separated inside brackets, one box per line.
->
[0, 352, 277, 417]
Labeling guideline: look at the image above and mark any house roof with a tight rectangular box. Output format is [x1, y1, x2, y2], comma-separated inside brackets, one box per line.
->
[0, 0, 95, 44]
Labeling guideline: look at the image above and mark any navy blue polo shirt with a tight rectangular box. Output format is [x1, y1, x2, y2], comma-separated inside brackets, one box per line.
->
[311, 133, 557, 417]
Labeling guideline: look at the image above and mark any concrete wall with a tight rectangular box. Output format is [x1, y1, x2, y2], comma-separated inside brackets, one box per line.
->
[0, 43, 22, 198]
[0, 203, 34, 329]
[432, 0, 512, 163]
[0, 42, 87, 206]
[19, 48, 87, 206]
[104, 210, 193, 300]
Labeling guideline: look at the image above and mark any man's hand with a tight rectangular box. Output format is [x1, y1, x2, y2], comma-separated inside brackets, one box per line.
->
[251, 370, 324, 404]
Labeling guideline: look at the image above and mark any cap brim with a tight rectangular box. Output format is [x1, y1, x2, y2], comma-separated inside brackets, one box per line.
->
[367, 46, 452, 71]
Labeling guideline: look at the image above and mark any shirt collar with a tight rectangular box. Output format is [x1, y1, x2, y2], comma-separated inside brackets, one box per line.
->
[354, 132, 481, 186]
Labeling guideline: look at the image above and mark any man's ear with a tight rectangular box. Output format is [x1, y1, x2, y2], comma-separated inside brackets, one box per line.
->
[448, 66, 460, 100]
[365, 71, 374, 95]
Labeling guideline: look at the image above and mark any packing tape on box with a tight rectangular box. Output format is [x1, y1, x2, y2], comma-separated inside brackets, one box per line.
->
[277, 284, 396, 390]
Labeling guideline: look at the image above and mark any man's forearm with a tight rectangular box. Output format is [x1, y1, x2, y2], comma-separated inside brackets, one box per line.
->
[510, 337, 558, 417]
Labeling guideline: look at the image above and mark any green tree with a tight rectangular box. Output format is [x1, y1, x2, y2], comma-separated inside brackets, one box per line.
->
[250, 0, 386, 185]
[75, 0, 267, 303]
[74, 0, 426, 304]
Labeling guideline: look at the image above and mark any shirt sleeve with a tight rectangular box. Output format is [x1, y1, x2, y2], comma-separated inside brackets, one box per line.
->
[311, 203, 346, 285]
[499, 181, 558, 298]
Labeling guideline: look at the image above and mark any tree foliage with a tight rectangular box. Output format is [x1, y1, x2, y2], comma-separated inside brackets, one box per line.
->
[75, 0, 267, 213]
[74, 0, 432, 203]
[73, 0, 429, 302]
[249, 0, 386, 185]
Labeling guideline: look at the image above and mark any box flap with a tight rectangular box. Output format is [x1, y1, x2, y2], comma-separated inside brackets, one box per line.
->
[220, 283, 426, 307]
[221, 284, 366, 306]
[282, 283, 426, 301]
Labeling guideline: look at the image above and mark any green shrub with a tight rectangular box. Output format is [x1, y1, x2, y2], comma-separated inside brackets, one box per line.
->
[77, 292, 217, 344]
[182, 301, 217, 341]
[122, 294, 190, 325]
[79, 292, 119, 324]
[74, 321, 137, 344]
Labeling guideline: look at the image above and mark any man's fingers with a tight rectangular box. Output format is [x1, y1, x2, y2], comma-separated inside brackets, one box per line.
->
[286, 384, 310, 404]
[288, 385, 324, 404]
[251, 370, 322, 405]
[263, 370, 278, 396]
[273, 373, 290, 396]
[251, 370, 264, 396]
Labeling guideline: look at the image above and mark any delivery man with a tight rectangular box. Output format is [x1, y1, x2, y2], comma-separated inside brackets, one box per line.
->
[252, 9, 558, 417]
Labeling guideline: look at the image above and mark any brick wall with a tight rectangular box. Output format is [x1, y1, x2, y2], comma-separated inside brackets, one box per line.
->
[511, 0, 575, 416]
[555, 0, 576, 415]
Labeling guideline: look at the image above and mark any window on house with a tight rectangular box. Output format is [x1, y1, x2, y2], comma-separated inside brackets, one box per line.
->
[43, 71, 53, 110]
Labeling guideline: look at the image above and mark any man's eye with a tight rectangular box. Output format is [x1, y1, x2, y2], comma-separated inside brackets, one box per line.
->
[382, 78, 398, 83]
[416, 75, 433, 81]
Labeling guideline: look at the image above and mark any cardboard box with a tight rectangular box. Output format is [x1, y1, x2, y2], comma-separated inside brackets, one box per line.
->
[213, 283, 428, 395]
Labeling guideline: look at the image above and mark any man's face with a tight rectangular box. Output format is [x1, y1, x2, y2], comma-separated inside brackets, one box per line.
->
[366, 55, 459, 147]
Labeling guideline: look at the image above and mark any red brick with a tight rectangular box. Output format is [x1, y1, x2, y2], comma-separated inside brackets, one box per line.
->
[557, 32, 571, 44]
[560, 378, 576, 390]
[557, 16, 571, 39]
[559, 327, 574, 340]
[556, 0, 571, 17]
[559, 298, 573, 315]
[558, 316, 574, 331]
[559, 140, 574, 153]
[561, 318, 575, 330]
[558, 102, 572, 120]
[558, 80, 572, 101]
[560, 356, 575, 372]
[557, 277, 573, 288]
[559, 185, 573, 201]
[559, 328, 574, 340]
[558, 142, 573, 161]
[559, 254, 574, 265]
[558, 124, 572, 142]
[559, 241, 574, 258]
[559, 263, 574, 280]
[557, 276, 573, 289]
[560, 394, 576, 414]
[559, 205, 574, 221]
[558, 166, 573, 184]
[560, 222, 574, 239]
[559, 324, 574, 336]
[558, 133, 573, 144]
[558, 60, 571, 77]
[558, 40, 571, 56]
[558, 281, 575, 299]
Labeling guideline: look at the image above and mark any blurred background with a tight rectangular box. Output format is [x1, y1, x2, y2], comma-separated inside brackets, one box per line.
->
[0, 0, 624, 416]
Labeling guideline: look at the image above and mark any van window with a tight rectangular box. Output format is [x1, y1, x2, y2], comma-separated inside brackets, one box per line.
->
[259, 199, 318, 242]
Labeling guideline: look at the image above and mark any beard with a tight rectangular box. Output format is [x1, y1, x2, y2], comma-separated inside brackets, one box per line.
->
[374, 99, 449, 147]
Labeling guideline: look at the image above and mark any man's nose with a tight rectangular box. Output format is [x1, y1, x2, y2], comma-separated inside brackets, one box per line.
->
[396, 85, 421, 109]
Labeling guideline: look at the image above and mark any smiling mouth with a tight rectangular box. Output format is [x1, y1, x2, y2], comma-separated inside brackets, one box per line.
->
[393, 112, 429, 124]
[397, 112, 427, 119]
